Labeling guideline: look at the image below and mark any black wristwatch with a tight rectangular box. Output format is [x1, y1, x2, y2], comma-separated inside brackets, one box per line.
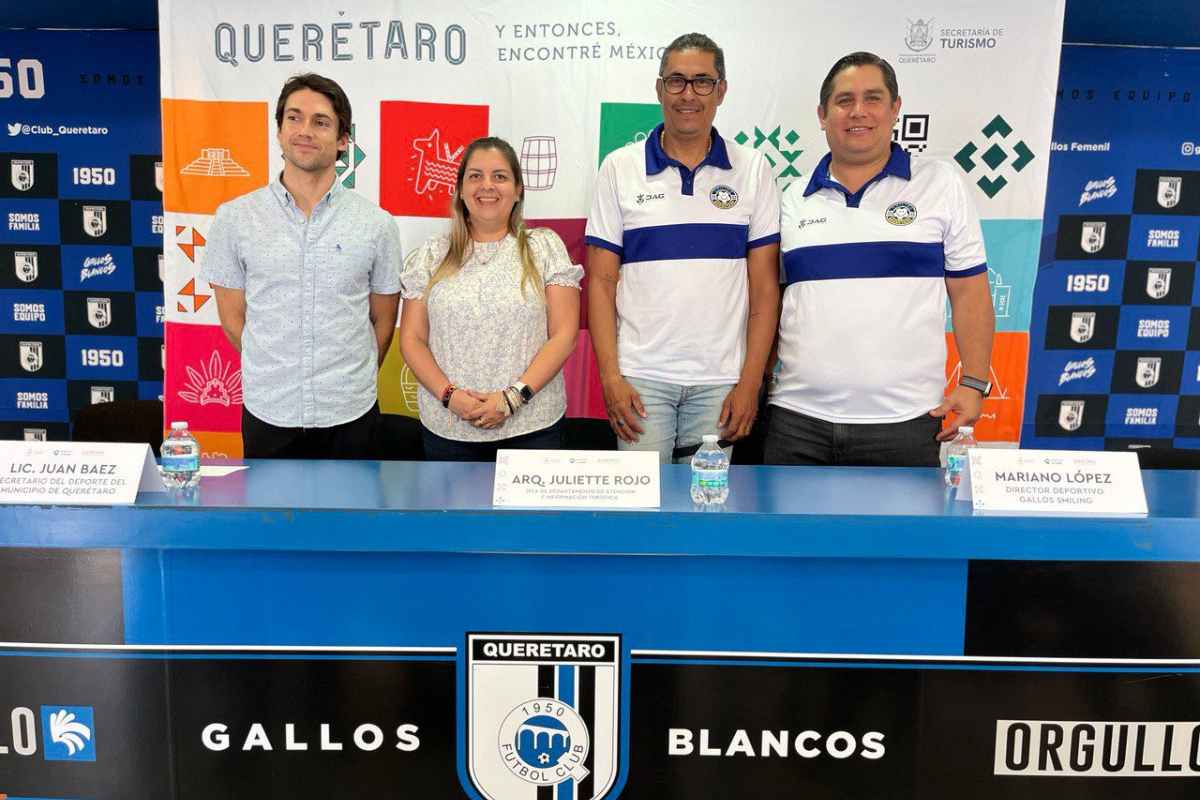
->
[959, 374, 992, 397]
[513, 381, 534, 403]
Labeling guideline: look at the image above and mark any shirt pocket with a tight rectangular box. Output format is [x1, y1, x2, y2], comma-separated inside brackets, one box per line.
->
[317, 240, 373, 300]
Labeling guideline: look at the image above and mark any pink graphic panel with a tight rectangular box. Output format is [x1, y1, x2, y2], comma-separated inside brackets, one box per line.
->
[164, 321, 243, 433]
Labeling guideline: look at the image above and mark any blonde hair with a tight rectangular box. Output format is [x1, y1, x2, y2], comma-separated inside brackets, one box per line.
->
[426, 137, 544, 300]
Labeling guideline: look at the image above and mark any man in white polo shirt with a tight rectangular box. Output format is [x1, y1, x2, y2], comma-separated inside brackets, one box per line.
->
[585, 33, 780, 463]
[766, 52, 994, 466]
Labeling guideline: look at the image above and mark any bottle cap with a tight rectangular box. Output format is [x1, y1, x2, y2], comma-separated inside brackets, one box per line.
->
[171, 421, 188, 430]
[959, 426, 974, 433]
[702, 434, 719, 443]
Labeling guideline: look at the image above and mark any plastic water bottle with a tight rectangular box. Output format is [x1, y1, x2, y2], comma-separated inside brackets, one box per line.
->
[161, 420, 201, 490]
[690, 434, 730, 505]
[944, 426, 977, 488]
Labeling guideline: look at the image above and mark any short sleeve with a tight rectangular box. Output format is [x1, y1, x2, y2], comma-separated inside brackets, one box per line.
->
[529, 227, 583, 289]
[778, 183, 803, 283]
[370, 212, 403, 294]
[200, 203, 245, 290]
[399, 235, 449, 300]
[748, 152, 782, 249]
[583, 154, 624, 256]
[943, 164, 988, 276]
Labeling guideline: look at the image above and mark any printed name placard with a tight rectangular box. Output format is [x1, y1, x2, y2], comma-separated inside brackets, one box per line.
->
[959, 448, 1147, 515]
[0, 441, 165, 505]
[493, 449, 660, 508]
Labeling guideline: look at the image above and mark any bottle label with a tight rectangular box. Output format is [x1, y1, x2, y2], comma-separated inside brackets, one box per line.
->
[693, 468, 728, 489]
[946, 453, 967, 474]
[162, 453, 199, 473]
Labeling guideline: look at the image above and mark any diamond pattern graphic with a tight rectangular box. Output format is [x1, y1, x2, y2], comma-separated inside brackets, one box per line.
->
[955, 114, 1036, 198]
[336, 124, 366, 189]
[734, 125, 804, 187]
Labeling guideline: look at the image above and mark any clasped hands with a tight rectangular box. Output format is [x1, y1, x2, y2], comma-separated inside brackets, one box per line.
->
[448, 388, 511, 430]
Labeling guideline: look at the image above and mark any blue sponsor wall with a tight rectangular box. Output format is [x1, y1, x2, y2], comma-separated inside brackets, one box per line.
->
[0, 31, 163, 441]
[1022, 45, 1200, 458]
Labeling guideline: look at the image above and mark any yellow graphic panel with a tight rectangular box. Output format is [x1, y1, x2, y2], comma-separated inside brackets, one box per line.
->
[378, 334, 420, 419]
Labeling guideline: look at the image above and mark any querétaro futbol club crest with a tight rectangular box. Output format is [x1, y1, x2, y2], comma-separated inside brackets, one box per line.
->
[1158, 176, 1182, 209]
[11, 159, 34, 191]
[83, 205, 107, 238]
[1147, 267, 1172, 300]
[1080, 221, 1106, 254]
[15, 250, 38, 283]
[1059, 399, 1085, 432]
[466, 633, 622, 800]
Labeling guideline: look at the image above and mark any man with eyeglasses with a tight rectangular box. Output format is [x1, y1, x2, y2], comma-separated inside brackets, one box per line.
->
[765, 52, 994, 467]
[585, 32, 780, 464]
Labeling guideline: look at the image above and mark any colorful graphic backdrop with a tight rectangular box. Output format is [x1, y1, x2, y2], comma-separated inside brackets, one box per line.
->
[1023, 44, 1200, 457]
[158, 1, 1065, 455]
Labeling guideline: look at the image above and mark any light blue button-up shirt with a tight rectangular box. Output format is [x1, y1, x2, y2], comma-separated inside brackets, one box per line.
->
[202, 177, 402, 428]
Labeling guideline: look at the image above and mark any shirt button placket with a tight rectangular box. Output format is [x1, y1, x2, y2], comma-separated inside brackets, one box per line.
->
[302, 213, 316, 428]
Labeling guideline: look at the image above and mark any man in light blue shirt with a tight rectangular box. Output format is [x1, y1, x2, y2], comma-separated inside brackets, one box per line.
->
[203, 73, 402, 459]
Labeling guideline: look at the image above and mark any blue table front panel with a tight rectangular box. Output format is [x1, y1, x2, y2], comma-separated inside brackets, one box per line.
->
[121, 550, 968, 655]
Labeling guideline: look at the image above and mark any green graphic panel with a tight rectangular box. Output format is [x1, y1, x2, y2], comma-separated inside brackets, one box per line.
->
[598, 102, 661, 166]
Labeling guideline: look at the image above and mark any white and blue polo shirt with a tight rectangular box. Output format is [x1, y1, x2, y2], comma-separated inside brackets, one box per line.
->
[585, 124, 780, 385]
[772, 143, 987, 423]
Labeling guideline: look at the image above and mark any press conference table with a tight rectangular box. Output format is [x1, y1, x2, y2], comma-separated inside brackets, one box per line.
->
[3, 462, 1200, 799]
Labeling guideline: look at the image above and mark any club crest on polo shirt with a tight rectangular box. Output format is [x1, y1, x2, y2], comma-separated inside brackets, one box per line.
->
[709, 184, 739, 209]
[884, 201, 917, 225]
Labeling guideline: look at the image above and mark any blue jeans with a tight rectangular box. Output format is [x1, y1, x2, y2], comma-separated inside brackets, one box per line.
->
[619, 376, 734, 464]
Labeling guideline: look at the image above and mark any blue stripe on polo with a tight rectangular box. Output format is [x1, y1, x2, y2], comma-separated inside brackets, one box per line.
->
[584, 235, 623, 257]
[947, 262, 988, 278]
[782, 240, 945, 285]
[748, 232, 782, 249]
[623, 223, 750, 264]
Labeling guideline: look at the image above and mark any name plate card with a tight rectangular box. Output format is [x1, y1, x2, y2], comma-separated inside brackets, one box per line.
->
[959, 448, 1147, 516]
[493, 449, 660, 509]
[0, 441, 165, 505]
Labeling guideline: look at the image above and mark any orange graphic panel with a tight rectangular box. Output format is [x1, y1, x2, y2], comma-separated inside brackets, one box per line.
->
[162, 99, 270, 214]
[944, 331, 1029, 443]
[192, 430, 244, 460]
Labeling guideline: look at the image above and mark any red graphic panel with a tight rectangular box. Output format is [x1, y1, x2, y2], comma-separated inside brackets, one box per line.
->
[527, 218, 588, 328]
[563, 330, 607, 420]
[164, 321, 243, 434]
[379, 101, 489, 218]
[944, 331, 1028, 443]
[527, 217, 604, 418]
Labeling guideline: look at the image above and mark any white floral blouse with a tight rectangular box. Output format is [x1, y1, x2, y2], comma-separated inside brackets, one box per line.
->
[399, 227, 583, 442]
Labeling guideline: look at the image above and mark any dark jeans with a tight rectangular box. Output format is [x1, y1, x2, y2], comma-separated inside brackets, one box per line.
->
[763, 404, 941, 467]
[242, 403, 380, 460]
[421, 419, 563, 462]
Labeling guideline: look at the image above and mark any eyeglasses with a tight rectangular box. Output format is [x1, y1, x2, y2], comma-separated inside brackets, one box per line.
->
[659, 75, 721, 96]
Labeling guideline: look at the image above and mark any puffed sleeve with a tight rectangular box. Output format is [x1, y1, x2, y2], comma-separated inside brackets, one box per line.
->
[399, 234, 449, 300]
[528, 227, 583, 289]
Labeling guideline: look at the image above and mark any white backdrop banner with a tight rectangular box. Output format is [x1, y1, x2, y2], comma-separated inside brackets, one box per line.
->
[158, 0, 1065, 454]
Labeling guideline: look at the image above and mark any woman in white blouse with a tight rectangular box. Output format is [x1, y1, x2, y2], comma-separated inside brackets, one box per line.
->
[398, 137, 583, 461]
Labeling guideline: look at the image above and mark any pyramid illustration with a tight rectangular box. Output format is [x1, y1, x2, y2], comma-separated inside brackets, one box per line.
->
[181, 147, 250, 177]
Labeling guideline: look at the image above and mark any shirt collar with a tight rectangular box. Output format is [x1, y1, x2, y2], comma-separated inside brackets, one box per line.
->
[270, 172, 343, 209]
[644, 122, 733, 175]
[803, 142, 911, 197]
